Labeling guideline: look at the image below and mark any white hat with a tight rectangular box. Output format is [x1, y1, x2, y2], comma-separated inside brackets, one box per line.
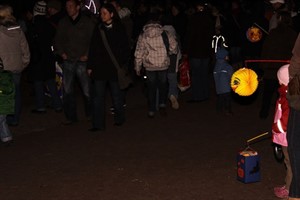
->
[33, 1, 47, 16]
[270, 0, 285, 4]
[277, 64, 289, 86]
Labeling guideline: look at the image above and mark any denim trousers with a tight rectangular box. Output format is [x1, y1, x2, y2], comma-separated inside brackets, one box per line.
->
[287, 108, 300, 198]
[62, 61, 91, 122]
[189, 57, 210, 101]
[6, 73, 21, 125]
[0, 115, 12, 142]
[91, 80, 124, 129]
[146, 70, 168, 112]
[167, 72, 178, 98]
[34, 79, 62, 110]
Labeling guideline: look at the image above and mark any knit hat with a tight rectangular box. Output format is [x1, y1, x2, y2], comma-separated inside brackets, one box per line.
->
[216, 47, 229, 60]
[47, 0, 62, 11]
[33, 1, 47, 16]
[270, 0, 285, 4]
[277, 64, 289, 86]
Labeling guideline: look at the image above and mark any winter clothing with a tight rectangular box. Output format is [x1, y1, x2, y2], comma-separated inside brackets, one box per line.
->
[0, 70, 15, 143]
[0, 71, 15, 115]
[213, 48, 233, 95]
[134, 22, 177, 72]
[29, 15, 56, 81]
[0, 25, 30, 73]
[287, 33, 300, 199]
[259, 22, 297, 118]
[33, 1, 47, 17]
[272, 85, 289, 146]
[54, 13, 95, 62]
[88, 23, 130, 80]
[261, 23, 297, 80]
[88, 21, 130, 130]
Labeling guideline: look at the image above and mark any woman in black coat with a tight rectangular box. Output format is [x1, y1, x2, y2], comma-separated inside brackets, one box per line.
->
[87, 3, 130, 131]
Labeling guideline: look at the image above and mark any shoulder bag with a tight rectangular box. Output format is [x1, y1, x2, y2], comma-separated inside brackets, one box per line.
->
[99, 28, 132, 90]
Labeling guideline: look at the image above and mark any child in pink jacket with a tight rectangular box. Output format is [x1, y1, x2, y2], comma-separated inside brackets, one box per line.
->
[272, 64, 291, 199]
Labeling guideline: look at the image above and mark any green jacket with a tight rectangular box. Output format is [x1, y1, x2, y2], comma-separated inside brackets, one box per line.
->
[0, 70, 15, 114]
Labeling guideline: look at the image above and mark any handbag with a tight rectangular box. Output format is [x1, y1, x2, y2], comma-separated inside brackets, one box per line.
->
[287, 74, 300, 111]
[99, 28, 132, 90]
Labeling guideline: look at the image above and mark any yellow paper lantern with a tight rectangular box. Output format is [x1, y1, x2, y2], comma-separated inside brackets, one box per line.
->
[231, 68, 258, 96]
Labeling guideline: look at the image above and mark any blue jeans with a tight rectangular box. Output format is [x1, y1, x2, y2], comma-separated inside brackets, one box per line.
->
[287, 108, 300, 197]
[146, 70, 168, 112]
[189, 58, 210, 101]
[91, 80, 124, 129]
[34, 79, 62, 110]
[167, 72, 178, 98]
[62, 61, 91, 122]
[6, 73, 21, 125]
[0, 115, 12, 142]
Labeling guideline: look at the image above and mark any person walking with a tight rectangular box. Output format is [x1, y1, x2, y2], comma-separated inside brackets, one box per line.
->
[54, 0, 95, 124]
[0, 5, 30, 127]
[134, 6, 177, 118]
[87, 3, 130, 131]
[184, 1, 215, 103]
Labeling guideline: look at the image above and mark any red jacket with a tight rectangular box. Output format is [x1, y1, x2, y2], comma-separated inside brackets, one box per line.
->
[272, 85, 289, 146]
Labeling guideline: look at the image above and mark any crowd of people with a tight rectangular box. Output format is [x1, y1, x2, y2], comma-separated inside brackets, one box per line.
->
[0, 0, 300, 199]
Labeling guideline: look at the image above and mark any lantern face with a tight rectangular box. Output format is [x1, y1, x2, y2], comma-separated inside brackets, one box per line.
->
[246, 27, 262, 43]
[231, 68, 259, 96]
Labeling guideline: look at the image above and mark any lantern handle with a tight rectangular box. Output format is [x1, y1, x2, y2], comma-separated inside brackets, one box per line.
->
[246, 131, 269, 146]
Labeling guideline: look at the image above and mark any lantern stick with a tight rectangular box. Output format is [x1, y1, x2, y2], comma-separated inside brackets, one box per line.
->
[246, 132, 269, 144]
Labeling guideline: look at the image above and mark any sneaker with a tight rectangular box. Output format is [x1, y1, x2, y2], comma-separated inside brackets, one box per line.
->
[169, 95, 179, 110]
[274, 185, 289, 199]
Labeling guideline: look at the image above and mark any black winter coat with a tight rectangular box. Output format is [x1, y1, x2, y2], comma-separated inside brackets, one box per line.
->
[87, 22, 130, 81]
[29, 15, 56, 81]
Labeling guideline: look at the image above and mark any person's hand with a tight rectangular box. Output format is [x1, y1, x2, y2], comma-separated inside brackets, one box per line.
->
[80, 55, 88, 62]
[61, 53, 68, 60]
[87, 69, 92, 76]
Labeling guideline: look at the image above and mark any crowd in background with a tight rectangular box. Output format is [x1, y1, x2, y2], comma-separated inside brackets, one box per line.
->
[1, 0, 300, 199]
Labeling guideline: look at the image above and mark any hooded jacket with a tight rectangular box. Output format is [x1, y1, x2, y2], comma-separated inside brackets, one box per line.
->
[272, 85, 289, 146]
[213, 48, 233, 94]
[134, 22, 177, 72]
[0, 25, 30, 73]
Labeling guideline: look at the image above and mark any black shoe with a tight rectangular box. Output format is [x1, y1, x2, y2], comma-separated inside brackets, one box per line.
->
[159, 107, 167, 116]
[54, 108, 63, 113]
[88, 127, 104, 132]
[7, 122, 18, 127]
[31, 109, 47, 114]
[114, 122, 124, 126]
[61, 120, 77, 126]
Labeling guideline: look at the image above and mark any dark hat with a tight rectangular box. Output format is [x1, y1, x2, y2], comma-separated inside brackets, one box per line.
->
[47, 0, 62, 11]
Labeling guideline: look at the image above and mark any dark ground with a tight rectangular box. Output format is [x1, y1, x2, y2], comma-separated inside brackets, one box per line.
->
[0, 76, 285, 200]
